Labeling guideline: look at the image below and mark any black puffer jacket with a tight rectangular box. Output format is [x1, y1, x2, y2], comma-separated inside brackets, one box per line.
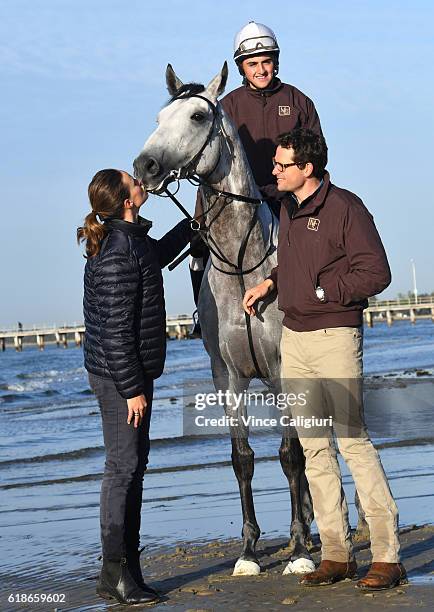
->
[83, 217, 192, 399]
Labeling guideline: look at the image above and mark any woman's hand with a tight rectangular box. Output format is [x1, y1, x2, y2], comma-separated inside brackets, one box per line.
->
[242, 279, 274, 316]
[127, 394, 147, 428]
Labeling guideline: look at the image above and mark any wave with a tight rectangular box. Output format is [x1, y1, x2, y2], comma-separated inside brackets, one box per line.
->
[16, 366, 85, 380]
[0, 445, 104, 467]
[0, 389, 61, 406]
[0, 392, 94, 413]
[0, 394, 24, 403]
[0, 457, 244, 490]
[2, 436, 434, 491]
[3, 428, 433, 472]
[1, 380, 54, 393]
[17, 369, 60, 380]
[0, 367, 88, 398]
[0, 432, 232, 468]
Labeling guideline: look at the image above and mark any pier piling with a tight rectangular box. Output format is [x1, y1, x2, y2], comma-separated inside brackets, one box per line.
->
[14, 336, 23, 352]
[36, 334, 45, 351]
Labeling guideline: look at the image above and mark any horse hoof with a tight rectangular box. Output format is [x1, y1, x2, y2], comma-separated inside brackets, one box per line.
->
[233, 559, 261, 576]
[283, 558, 316, 575]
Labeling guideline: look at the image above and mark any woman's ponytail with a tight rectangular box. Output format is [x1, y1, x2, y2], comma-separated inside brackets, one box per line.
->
[77, 169, 129, 258]
[77, 211, 107, 258]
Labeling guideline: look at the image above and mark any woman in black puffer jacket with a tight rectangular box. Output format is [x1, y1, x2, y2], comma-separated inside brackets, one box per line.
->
[78, 169, 192, 605]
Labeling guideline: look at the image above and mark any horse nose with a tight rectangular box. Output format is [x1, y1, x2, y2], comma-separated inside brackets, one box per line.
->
[133, 155, 161, 181]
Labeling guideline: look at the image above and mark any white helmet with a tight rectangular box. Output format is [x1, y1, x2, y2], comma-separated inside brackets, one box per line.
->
[233, 21, 279, 63]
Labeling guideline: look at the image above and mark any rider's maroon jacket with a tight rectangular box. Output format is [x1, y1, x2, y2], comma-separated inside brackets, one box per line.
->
[269, 172, 391, 332]
[221, 79, 323, 214]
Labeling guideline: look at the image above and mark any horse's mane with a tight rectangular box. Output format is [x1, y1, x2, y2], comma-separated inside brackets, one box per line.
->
[168, 83, 205, 104]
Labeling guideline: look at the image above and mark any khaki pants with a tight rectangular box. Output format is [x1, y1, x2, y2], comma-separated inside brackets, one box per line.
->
[280, 325, 400, 563]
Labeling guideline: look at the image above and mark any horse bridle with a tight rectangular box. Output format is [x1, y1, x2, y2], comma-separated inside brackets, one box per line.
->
[162, 92, 274, 275]
[169, 93, 221, 181]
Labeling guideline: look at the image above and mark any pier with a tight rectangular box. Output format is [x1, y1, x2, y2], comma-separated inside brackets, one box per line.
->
[2, 298, 433, 351]
[0, 316, 194, 351]
[365, 296, 434, 327]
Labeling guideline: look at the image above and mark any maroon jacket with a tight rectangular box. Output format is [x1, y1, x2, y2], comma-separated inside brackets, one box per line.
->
[269, 172, 391, 331]
[221, 79, 322, 213]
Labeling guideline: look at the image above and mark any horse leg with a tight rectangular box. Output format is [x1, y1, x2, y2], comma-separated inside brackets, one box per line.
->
[300, 467, 314, 548]
[230, 433, 261, 575]
[225, 379, 261, 576]
[354, 489, 370, 541]
[279, 433, 315, 574]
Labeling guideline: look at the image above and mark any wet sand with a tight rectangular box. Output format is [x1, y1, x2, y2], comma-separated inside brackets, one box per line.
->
[2, 524, 433, 611]
[1, 377, 434, 610]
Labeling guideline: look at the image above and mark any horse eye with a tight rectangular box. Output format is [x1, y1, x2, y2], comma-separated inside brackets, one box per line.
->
[191, 112, 206, 122]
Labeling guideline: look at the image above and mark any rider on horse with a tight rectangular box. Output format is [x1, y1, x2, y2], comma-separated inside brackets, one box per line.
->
[190, 21, 324, 335]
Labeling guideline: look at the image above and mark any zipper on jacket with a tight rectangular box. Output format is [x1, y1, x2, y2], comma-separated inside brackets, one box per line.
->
[287, 203, 296, 246]
[261, 92, 267, 143]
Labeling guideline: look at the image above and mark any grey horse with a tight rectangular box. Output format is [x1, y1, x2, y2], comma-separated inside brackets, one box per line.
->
[134, 63, 320, 576]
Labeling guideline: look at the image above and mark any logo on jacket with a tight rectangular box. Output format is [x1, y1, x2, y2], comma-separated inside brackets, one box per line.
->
[278, 106, 291, 116]
[307, 218, 320, 231]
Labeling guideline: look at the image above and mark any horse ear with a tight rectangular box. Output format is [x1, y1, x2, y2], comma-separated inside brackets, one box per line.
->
[166, 64, 184, 95]
[206, 61, 228, 101]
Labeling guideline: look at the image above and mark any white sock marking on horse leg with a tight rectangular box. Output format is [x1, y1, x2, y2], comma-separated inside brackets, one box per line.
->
[232, 559, 261, 576]
[283, 558, 316, 575]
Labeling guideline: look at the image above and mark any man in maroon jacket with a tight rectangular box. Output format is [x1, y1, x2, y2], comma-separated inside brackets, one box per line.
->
[243, 128, 407, 591]
[190, 21, 323, 335]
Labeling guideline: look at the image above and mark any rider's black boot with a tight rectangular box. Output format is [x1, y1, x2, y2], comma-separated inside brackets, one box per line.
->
[189, 267, 204, 338]
[190, 267, 204, 306]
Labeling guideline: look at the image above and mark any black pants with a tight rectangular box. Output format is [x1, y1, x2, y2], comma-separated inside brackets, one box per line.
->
[89, 373, 153, 560]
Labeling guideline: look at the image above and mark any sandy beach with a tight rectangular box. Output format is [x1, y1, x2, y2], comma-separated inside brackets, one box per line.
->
[2, 524, 433, 611]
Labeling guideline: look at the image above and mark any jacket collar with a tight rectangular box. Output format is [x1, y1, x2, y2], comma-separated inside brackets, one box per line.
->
[292, 171, 331, 217]
[244, 77, 283, 98]
[104, 216, 152, 237]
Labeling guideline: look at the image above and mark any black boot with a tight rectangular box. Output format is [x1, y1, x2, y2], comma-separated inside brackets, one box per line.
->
[190, 310, 201, 339]
[190, 267, 205, 306]
[189, 243, 209, 339]
[127, 549, 160, 599]
[96, 557, 159, 605]
[189, 267, 204, 338]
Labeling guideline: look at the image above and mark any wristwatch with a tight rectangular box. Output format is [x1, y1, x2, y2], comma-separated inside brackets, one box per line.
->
[315, 286, 326, 302]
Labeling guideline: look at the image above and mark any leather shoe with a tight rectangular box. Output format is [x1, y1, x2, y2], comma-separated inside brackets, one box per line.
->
[356, 562, 408, 591]
[299, 560, 357, 586]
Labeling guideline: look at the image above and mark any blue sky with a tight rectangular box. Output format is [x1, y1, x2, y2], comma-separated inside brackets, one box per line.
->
[1, 0, 433, 327]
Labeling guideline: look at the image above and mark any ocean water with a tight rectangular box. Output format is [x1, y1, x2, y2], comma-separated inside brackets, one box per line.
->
[0, 319, 433, 585]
